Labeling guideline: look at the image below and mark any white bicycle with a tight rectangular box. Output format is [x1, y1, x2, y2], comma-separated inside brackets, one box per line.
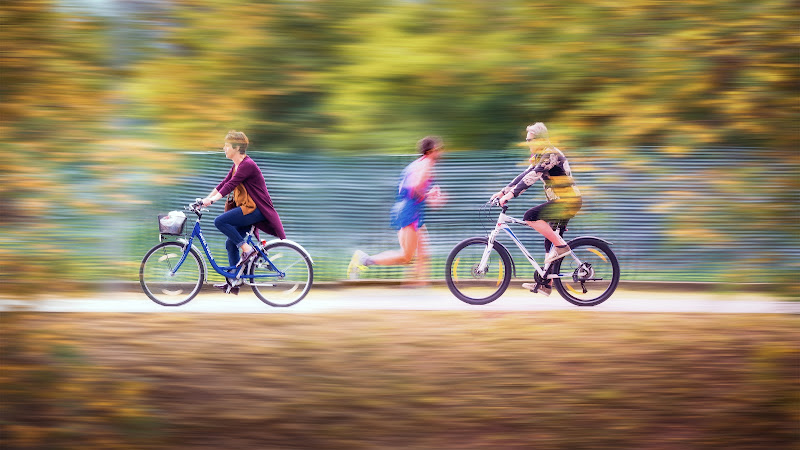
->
[445, 198, 620, 307]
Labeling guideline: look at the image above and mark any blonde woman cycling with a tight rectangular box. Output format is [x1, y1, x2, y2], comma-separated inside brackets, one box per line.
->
[491, 123, 582, 296]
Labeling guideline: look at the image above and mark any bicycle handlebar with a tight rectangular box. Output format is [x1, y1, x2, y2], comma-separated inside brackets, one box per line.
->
[486, 199, 509, 213]
[186, 198, 209, 213]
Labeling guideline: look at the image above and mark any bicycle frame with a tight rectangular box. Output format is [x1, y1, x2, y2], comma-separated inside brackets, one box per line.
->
[480, 207, 580, 281]
[170, 218, 284, 282]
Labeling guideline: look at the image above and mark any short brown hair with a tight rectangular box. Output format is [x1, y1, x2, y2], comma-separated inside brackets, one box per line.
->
[225, 130, 249, 154]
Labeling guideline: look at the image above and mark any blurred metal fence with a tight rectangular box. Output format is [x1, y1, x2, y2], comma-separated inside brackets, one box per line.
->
[126, 148, 798, 284]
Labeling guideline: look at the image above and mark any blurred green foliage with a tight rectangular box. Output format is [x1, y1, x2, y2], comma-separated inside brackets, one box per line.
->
[4, 0, 797, 151]
[128, 0, 799, 153]
[0, 0, 798, 292]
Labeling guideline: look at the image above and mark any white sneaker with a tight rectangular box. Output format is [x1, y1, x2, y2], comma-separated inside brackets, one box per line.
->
[522, 282, 551, 296]
[544, 245, 571, 264]
[347, 250, 369, 280]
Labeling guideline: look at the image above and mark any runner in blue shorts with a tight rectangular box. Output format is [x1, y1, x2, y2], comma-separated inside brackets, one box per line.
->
[348, 136, 446, 284]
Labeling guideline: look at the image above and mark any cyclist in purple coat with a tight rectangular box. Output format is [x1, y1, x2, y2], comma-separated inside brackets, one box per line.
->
[201, 131, 286, 293]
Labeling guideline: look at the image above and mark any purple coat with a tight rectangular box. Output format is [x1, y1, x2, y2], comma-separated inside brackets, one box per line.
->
[216, 156, 286, 240]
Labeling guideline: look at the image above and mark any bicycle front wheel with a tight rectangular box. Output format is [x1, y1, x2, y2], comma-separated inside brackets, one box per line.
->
[140, 242, 204, 306]
[248, 242, 313, 307]
[445, 237, 512, 305]
[552, 237, 620, 306]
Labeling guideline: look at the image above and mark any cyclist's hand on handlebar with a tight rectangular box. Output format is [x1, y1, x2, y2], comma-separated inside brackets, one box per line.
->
[187, 198, 209, 211]
[489, 189, 505, 206]
[200, 197, 214, 207]
[498, 192, 514, 206]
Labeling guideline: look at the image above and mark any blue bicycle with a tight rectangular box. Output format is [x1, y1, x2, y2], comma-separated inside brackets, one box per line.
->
[139, 199, 313, 307]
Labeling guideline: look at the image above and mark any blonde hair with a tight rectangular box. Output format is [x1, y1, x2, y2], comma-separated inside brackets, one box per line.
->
[225, 130, 249, 154]
[526, 122, 549, 139]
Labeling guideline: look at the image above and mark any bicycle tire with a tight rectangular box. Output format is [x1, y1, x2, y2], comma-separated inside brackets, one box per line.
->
[552, 237, 620, 306]
[140, 242, 204, 306]
[248, 242, 313, 307]
[445, 237, 513, 305]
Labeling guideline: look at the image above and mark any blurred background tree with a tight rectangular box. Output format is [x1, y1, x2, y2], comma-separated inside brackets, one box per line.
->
[116, 0, 799, 154]
[1, 0, 797, 292]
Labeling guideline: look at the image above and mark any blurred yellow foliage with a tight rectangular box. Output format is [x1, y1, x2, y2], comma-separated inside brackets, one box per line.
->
[0, 0, 797, 291]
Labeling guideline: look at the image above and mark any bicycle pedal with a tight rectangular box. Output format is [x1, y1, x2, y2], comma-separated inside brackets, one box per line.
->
[225, 285, 239, 295]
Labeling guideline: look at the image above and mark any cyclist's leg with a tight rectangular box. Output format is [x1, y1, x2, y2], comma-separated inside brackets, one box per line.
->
[524, 202, 568, 247]
[522, 202, 565, 292]
[215, 207, 266, 265]
[521, 209, 560, 294]
[528, 199, 582, 264]
[224, 228, 249, 266]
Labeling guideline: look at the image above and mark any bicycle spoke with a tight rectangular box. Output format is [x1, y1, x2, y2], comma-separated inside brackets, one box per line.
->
[553, 238, 619, 306]
[446, 238, 511, 305]
[140, 242, 203, 307]
[249, 243, 312, 307]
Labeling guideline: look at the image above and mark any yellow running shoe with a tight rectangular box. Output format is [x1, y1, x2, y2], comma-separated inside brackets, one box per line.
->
[347, 250, 369, 280]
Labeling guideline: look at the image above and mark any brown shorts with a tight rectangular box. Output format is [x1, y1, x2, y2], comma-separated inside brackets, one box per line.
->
[523, 198, 582, 222]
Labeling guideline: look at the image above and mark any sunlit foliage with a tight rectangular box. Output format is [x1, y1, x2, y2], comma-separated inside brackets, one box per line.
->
[0, 0, 797, 291]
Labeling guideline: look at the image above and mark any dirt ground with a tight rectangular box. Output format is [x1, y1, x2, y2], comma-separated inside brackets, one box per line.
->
[2, 309, 798, 449]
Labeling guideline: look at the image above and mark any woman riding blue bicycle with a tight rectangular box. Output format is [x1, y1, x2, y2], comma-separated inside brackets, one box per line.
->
[200, 130, 286, 294]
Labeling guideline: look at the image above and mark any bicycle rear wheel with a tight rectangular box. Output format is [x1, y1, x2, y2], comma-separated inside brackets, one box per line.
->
[248, 242, 313, 307]
[445, 237, 512, 305]
[552, 237, 619, 306]
[140, 242, 204, 306]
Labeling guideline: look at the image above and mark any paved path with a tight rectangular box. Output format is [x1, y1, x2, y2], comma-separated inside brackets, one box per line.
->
[2, 286, 798, 314]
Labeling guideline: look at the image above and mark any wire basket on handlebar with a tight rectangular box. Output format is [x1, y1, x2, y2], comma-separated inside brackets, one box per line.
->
[158, 212, 187, 235]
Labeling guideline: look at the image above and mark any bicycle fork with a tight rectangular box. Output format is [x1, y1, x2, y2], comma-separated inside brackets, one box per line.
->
[477, 228, 502, 275]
